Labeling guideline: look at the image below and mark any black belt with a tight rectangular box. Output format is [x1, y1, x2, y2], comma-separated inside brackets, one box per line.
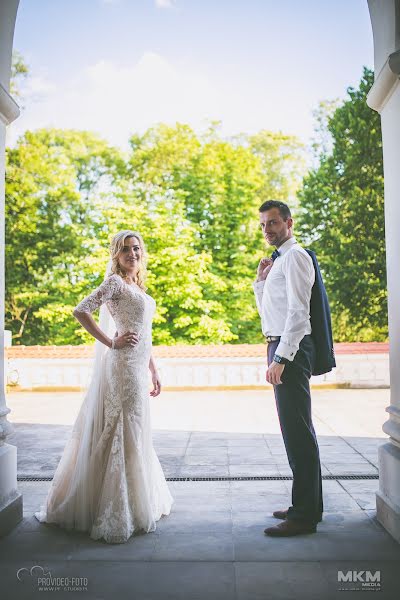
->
[265, 335, 281, 343]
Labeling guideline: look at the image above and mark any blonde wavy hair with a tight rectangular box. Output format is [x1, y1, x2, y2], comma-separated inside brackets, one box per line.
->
[109, 230, 148, 290]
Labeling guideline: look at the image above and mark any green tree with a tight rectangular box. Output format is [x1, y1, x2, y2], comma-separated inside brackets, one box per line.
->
[247, 130, 306, 207]
[297, 67, 387, 341]
[5, 127, 236, 345]
[5, 129, 125, 344]
[128, 123, 305, 343]
[10, 51, 28, 101]
[6, 123, 305, 346]
[128, 124, 236, 344]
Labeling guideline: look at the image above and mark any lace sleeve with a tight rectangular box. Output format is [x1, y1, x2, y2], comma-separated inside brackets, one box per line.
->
[74, 274, 122, 314]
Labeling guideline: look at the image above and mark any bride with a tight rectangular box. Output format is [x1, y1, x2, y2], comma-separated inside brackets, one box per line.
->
[35, 230, 173, 543]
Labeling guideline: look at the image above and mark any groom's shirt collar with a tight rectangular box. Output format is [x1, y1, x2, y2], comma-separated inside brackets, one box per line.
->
[276, 237, 297, 256]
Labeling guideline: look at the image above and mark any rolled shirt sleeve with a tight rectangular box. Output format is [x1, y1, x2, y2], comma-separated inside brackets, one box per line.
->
[275, 250, 315, 361]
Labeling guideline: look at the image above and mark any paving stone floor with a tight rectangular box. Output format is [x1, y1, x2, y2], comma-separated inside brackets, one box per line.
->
[8, 426, 382, 479]
[1, 390, 398, 599]
[1, 476, 399, 599]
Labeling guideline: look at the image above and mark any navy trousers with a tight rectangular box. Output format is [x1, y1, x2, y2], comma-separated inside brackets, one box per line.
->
[268, 335, 323, 524]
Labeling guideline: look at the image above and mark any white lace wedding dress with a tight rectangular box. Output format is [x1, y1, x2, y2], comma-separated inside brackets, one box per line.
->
[35, 274, 173, 543]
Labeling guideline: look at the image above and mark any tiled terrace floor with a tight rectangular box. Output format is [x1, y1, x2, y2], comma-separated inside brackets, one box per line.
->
[1, 389, 398, 599]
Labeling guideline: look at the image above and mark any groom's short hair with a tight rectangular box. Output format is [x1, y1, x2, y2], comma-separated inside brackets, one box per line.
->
[259, 200, 291, 221]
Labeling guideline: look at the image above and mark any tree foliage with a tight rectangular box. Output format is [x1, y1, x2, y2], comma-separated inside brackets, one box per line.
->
[5, 129, 125, 344]
[6, 125, 304, 345]
[6, 67, 383, 345]
[297, 67, 387, 341]
[10, 51, 28, 101]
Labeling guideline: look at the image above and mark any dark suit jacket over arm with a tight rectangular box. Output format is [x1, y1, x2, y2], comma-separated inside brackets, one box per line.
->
[305, 249, 336, 376]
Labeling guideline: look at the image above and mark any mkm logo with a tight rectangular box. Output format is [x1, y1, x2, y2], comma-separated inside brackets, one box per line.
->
[337, 570, 381, 588]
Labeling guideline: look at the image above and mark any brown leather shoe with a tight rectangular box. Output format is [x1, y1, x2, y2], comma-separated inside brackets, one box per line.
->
[264, 519, 317, 537]
[272, 509, 288, 520]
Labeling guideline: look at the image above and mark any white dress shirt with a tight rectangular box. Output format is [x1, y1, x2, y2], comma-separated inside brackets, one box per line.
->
[253, 237, 315, 361]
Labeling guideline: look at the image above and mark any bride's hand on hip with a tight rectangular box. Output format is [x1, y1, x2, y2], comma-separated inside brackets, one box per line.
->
[150, 371, 161, 397]
[113, 331, 140, 349]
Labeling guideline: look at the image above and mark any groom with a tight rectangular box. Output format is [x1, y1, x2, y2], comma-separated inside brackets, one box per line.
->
[253, 200, 323, 537]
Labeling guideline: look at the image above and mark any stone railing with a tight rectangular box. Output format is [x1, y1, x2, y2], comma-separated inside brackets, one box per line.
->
[4, 342, 389, 390]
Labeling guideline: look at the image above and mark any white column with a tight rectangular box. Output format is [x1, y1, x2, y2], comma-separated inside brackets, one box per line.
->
[0, 0, 21, 536]
[367, 0, 400, 543]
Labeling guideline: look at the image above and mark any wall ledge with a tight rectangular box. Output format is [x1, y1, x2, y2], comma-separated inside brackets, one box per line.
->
[367, 49, 400, 112]
[0, 82, 19, 125]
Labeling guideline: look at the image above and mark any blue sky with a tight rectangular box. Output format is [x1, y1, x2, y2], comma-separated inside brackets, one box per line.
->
[10, 0, 374, 149]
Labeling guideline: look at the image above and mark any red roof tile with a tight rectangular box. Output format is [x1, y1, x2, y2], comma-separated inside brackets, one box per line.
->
[5, 342, 389, 359]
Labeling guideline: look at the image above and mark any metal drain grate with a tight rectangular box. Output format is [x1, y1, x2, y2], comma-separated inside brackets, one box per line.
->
[167, 474, 379, 482]
[18, 474, 379, 482]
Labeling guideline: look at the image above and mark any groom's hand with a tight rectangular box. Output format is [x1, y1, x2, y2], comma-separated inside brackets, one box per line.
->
[256, 258, 273, 282]
[266, 362, 285, 385]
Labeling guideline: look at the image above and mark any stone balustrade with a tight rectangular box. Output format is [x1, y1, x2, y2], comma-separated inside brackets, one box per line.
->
[4, 343, 389, 390]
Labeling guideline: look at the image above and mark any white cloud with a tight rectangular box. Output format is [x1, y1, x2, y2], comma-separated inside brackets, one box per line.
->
[155, 0, 176, 8]
[8, 52, 225, 149]
[23, 75, 56, 97]
[8, 51, 317, 150]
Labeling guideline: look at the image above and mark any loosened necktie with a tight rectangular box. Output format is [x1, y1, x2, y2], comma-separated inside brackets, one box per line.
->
[271, 249, 280, 261]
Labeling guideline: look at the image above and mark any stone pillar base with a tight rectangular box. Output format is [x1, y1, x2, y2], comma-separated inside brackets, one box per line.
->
[0, 443, 22, 537]
[376, 442, 400, 544]
[0, 492, 22, 537]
